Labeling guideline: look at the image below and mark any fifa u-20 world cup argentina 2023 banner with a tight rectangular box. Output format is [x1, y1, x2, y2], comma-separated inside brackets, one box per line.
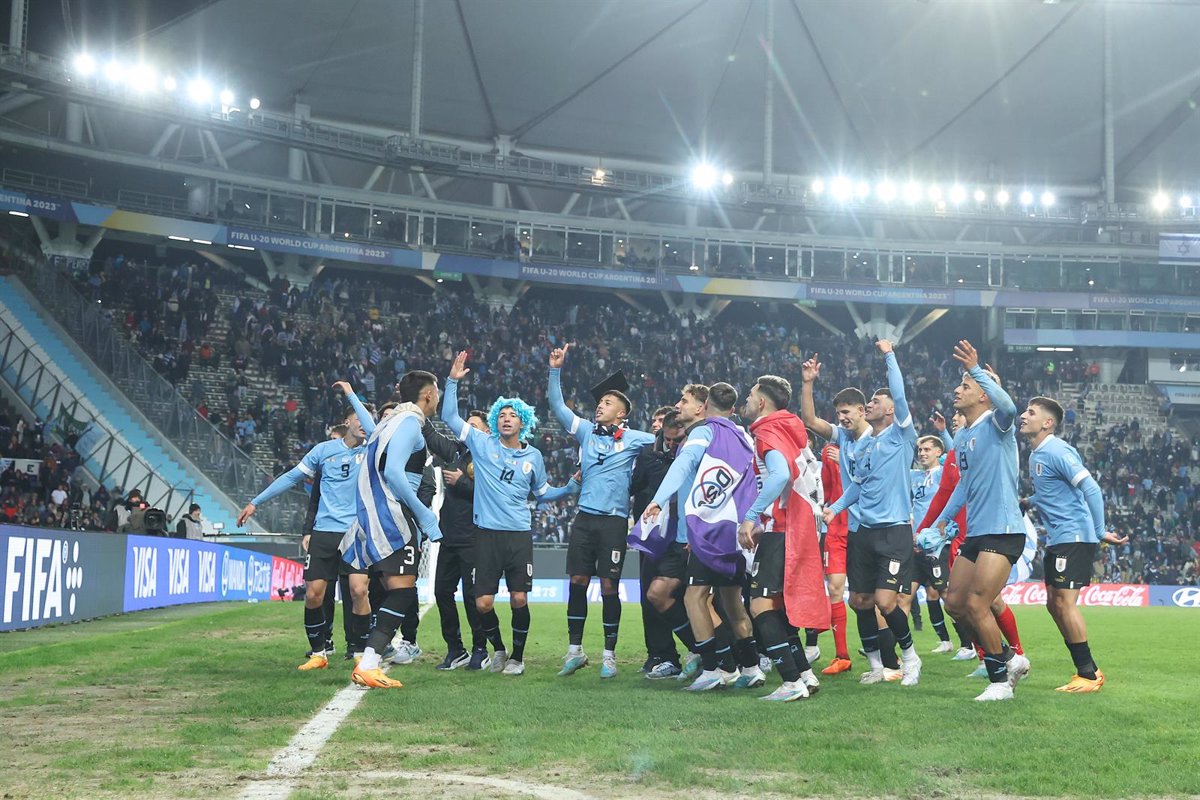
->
[0, 526, 303, 631]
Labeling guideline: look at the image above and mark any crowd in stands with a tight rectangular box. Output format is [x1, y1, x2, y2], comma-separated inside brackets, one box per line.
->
[26, 256, 1200, 583]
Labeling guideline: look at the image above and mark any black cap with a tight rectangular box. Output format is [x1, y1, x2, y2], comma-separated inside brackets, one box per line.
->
[590, 371, 630, 404]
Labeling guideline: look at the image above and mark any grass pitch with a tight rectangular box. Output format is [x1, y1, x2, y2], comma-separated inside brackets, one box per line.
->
[1, 601, 1198, 799]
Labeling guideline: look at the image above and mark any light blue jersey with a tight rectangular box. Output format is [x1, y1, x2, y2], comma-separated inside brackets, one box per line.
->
[443, 378, 575, 531]
[746, 449, 790, 521]
[1028, 435, 1106, 546]
[832, 426, 873, 532]
[548, 368, 655, 517]
[828, 352, 917, 527]
[911, 466, 942, 528]
[936, 366, 1025, 537]
[651, 424, 714, 543]
[252, 437, 365, 532]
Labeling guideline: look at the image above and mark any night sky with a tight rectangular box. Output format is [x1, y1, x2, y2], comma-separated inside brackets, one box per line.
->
[2, 0, 214, 56]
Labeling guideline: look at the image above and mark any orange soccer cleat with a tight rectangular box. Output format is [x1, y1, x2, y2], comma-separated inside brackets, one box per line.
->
[298, 653, 329, 671]
[821, 657, 853, 675]
[1055, 670, 1105, 693]
[351, 666, 404, 689]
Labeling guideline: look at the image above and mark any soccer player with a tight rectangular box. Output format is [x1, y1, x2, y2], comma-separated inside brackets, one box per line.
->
[548, 346, 656, 679]
[737, 375, 825, 702]
[341, 370, 444, 689]
[821, 340, 923, 686]
[911, 435, 954, 653]
[422, 408, 490, 671]
[237, 390, 371, 671]
[443, 350, 578, 676]
[1019, 396, 1127, 692]
[644, 383, 763, 692]
[933, 340, 1033, 702]
[799, 358, 871, 676]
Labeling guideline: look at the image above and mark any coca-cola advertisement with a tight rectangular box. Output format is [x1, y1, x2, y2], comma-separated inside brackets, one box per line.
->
[270, 556, 305, 600]
[1002, 582, 1149, 607]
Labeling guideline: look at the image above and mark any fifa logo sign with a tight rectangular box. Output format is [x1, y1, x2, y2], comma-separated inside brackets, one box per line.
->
[3, 536, 84, 625]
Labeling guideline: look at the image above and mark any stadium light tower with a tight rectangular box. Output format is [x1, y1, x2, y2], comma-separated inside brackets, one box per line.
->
[691, 163, 718, 190]
[1040, 191, 1056, 207]
[809, 178, 825, 196]
[73, 53, 96, 76]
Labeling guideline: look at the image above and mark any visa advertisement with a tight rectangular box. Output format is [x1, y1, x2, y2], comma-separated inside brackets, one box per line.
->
[122, 535, 277, 612]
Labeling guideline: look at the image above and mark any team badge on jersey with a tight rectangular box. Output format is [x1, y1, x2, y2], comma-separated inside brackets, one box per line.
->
[968, 437, 977, 451]
[932, 565, 942, 578]
[1055, 556, 1067, 573]
[611, 549, 621, 564]
[522, 461, 533, 474]
[888, 560, 900, 575]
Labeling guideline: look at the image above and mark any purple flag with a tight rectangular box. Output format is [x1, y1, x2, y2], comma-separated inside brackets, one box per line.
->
[684, 417, 757, 578]
[628, 504, 672, 562]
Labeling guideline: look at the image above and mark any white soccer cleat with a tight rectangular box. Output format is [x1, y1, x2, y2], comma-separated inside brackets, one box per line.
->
[952, 646, 977, 661]
[389, 640, 421, 665]
[684, 670, 725, 692]
[733, 666, 766, 689]
[677, 652, 702, 681]
[489, 650, 509, 673]
[805, 645, 821, 665]
[1006, 653, 1032, 688]
[860, 669, 886, 685]
[900, 654, 923, 687]
[600, 654, 618, 679]
[718, 668, 741, 687]
[975, 682, 1015, 702]
[759, 680, 810, 702]
[931, 641, 954, 654]
[501, 659, 525, 676]
[800, 669, 820, 695]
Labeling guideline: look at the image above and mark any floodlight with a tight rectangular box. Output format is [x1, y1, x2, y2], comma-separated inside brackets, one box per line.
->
[721, 171, 734, 187]
[876, 181, 897, 202]
[219, 88, 235, 106]
[1019, 190, 1034, 206]
[249, 96, 261, 110]
[103, 60, 124, 82]
[1181, 195, 1193, 209]
[73, 54, 96, 76]
[163, 75, 178, 91]
[903, 182, 922, 204]
[1040, 191, 1055, 207]
[830, 176, 852, 201]
[855, 181, 871, 199]
[691, 163, 718, 190]
[1152, 192, 1170, 212]
[126, 64, 156, 93]
[187, 78, 213, 104]
[973, 189, 986, 203]
[927, 185, 943, 202]
[996, 189, 1011, 206]
[810, 178, 825, 195]
[949, 185, 967, 204]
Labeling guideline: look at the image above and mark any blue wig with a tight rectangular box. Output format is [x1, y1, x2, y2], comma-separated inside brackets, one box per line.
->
[487, 396, 539, 443]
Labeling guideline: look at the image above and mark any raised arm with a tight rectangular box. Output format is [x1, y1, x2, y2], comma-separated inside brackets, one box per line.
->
[441, 351, 478, 446]
[799, 353, 835, 441]
[953, 339, 1016, 429]
[335, 381, 376, 436]
[548, 344, 589, 441]
[240, 445, 320, 526]
[381, 416, 441, 540]
[877, 340, 911, 427]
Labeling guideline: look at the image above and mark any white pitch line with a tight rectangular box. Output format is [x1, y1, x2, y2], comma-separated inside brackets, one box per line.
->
[358, 770, 594, 800]
[237, 603, 433, 800]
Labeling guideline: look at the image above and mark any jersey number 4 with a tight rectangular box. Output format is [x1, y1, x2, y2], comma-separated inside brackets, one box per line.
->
[499, 468, 515, 484]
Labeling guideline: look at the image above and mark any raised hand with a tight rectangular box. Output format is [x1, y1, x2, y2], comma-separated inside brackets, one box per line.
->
[449, 350, 471, 380]
[952, 339, 979, 371]
[801, 354, 822, 384]
[875, 339, 894, 356]
[1102, 531, 1130, 546]
[331, 380, 353, 396]
[549, 343, 571, 369]
[930, 411, 947, 433]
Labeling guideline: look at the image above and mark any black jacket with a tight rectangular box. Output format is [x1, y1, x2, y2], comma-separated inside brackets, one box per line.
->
[423, 419, 476, 546]
[630, 432, 676, 519]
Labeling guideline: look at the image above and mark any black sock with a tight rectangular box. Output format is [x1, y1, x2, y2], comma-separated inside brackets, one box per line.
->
[320, 584, 336, 649]
[734, 636, 759, 670]
[855, 608, 880, 653]
[927, 599, 950, 642]
[696, 636, 719, 672]
[304, 606, 326, 653]
[805, 627, 819, 648]
[480, 608, 506, 652]
[436, 591, 464, 653]
[349, 613, 371, 654]
[878, 627, 900, 669]
[713, 623, 736, 672]
[661, 601, 697, 652]
[399, 587, 419, 645]
[510, 604, 530, 662]
[953, 620, 972, 649]
[1065, 640, 1098, 680]
[463, 594, 485, 652]
[365, 589, 409, 653]
[759, 610, 802, 683]
[602, 593, 621, 652]
[883, 606, 914, 652]
[567, 582, 587, 647]
[983, 651, 1010, 684]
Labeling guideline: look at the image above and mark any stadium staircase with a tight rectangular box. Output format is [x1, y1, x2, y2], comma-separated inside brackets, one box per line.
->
[1060, 382, 1170, 446]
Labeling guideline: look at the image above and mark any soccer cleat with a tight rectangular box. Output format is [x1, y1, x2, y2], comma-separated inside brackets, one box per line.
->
[466, 648, 489, 671]
[952, 647, 977, 661]
[733, 666, 766, 689]
[600, 655, 618, 679]
[677, 652, 702, 681]
[859, 669, 886, 685]
[931, 641, 954, 654]
[390, 641, 420, 665]
[883, 668, 903, 682]
[805, 645, 821, 665]
[760, 680, 810, 702]
[557, 652, 589, 677]
[298, 652, 329, 671]
[645, 661, 682, 680]
[640, 656, 660, 673]
[489, 650, 509, 673]
[684, 670, 725, 692]
[1055, 670, 1105, 693]
[900, 654, 923, 687]
[501, 659, 525, 676]
[974, 682, 1015, 702]
[325, 641, 337, 656]
[800, 669, 820, 695]
[436, 651, 471, 671]
[1006, 653, 1032, 689]
[718, 668, 742, 687]
[351, 666, 403, 689]
[759, 655, 773, 675]
[967, 664, 989, 678]
[343, 650, 357, 662]
[821, 657, 853, 675]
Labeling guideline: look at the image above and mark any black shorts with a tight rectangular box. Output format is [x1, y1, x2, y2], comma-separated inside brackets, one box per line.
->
[566, 512, 628, 581]
[915, 547, 950, 593]
[370, 540, 422, 576]
[474, 529, 533, 597]
[846, 524, 915, 595]
[304, 531, 347, 582]
[686, 551, 744, 588]
[748, 532, 785, 597]
[1044, 542, 1098, 590]
[434, 541, 477, 596]
[958, 533, 1026, 566]
[650, 541, 689, 582]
